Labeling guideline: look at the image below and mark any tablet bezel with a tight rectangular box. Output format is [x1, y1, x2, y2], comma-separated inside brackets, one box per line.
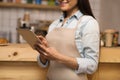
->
[17, 28, 41, 49]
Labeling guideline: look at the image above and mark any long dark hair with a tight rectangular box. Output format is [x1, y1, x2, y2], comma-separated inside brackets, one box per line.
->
[63, 0, 95, 18]
[77, 0, 95, 18]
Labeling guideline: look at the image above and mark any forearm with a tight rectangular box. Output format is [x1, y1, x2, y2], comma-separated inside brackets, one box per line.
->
[56, 54, 78, 70]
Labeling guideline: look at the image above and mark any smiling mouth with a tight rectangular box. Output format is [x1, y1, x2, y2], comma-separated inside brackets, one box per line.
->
[59, 0, 70, 6]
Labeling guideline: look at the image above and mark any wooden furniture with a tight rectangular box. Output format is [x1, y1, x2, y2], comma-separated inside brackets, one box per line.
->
[0, 2, 60, 10]
[0, 44, 47, 80]
[0, 44, 120, 80]
[91, 47, 120, 80]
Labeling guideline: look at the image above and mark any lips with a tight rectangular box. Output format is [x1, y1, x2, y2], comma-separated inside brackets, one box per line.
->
[59, 0, 70, 7]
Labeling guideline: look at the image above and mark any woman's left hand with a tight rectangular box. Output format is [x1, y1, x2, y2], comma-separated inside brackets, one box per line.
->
[36, 43, 62, 61]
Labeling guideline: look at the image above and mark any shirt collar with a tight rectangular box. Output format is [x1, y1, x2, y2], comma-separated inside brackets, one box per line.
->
[59, 10, 83, 22]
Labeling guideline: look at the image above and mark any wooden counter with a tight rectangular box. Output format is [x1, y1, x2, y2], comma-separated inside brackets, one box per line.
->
[100, 47, 120, 63]
[0, 44, 120, 80]
[89, 47, 120, 80]
[0, 44, 47, 80]
[0, 44, 38, 62]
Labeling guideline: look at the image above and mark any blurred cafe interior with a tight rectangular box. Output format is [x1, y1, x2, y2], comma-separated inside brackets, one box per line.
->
[0, 0, 120, 80]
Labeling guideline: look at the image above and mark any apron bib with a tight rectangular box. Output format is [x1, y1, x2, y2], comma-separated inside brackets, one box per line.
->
[45, 17, 88, 80]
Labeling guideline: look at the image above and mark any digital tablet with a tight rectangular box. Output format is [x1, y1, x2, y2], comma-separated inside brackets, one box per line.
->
[17, 28, 41, 49]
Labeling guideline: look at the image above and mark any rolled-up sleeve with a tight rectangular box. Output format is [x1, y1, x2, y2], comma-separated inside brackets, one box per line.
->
[75, 18, 100, 74]
[37, 54, 49, 68]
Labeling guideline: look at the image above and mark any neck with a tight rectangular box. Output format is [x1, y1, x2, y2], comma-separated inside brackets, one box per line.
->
[65, 7, 79, 18]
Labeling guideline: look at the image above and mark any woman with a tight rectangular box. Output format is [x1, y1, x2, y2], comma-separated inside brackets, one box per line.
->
[35, 0, 100, 80]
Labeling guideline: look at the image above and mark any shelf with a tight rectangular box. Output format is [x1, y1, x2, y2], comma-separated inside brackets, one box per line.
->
[0, 2, 60, 10]
[39, 26, 48, 31]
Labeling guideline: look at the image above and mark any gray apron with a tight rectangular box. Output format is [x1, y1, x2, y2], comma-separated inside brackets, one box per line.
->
[46, 17, 88, 80]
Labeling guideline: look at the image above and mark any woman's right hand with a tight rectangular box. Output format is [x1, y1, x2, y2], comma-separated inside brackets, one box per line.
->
[34, 35, 49, 64]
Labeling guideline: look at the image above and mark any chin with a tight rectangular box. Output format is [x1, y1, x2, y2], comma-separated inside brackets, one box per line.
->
[60, 7, 69, 11]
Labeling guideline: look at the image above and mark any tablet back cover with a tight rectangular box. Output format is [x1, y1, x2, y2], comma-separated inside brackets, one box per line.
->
[17, 29, 39, 49]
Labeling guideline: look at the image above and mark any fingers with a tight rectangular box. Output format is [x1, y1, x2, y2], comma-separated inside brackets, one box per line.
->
[37, 35, 44, 41]
[34, 44, 47, 56]
[38, 43, 49, 53]
[37, 35, 48, 47]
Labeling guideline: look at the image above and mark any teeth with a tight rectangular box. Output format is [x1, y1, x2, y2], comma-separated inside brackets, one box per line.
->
[61, 1, 67, 3]
[59, 0, 69, 5]
[61, 1, 68, 3]
[60, 0, 69, 3]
